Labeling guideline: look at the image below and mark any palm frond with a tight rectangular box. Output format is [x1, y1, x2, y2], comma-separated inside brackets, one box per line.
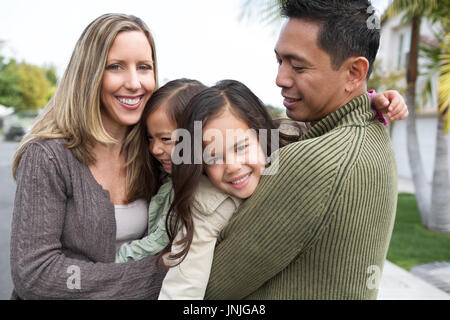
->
[438, 48, 450, 132]
[387, 0, 438, 20]
[239, 0, 283, 26]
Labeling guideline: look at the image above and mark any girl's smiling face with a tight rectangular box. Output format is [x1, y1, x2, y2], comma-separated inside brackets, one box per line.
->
[202, 108, 266, 199]
[146, 105, 177, 174]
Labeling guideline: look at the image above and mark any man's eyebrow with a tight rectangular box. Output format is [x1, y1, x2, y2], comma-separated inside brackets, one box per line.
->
[274, 49, 312, 66]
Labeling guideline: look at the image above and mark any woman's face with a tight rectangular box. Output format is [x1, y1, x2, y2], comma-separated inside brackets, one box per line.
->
[146, 105, 177, 174]
[101, 30, 155, 134]
[203, 109, 266, 199]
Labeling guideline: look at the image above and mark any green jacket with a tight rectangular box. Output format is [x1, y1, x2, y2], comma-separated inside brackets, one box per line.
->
[115, 175, 173, 263]
[204, 93, 398, 300]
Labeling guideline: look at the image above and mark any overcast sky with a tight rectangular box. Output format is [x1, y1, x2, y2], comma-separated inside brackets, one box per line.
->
[0, 0, 389, 108]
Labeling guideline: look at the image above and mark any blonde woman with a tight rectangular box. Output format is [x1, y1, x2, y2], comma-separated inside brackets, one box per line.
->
[10, 14, 165, 299]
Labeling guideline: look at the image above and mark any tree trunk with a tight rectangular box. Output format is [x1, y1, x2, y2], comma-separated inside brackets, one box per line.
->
[430, 115, 450, 233]
[406, 14, 432, 226]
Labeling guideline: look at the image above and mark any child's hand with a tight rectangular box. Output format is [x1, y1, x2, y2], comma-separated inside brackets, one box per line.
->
[373, 90, 409, 121]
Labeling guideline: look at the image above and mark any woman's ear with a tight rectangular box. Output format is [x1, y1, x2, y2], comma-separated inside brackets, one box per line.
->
[344, 57, 369, 93]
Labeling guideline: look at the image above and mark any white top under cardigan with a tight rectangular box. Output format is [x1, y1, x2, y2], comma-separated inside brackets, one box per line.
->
[115, 199, 148, 250]
[158, 175, 242, 300]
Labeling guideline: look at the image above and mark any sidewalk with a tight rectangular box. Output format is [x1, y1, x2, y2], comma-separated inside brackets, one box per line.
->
[377, 177, 450, 300]
[378, 261, 450, 300]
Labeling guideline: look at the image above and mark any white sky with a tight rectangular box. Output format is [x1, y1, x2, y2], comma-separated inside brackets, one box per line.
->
[0, 0, 389, 109]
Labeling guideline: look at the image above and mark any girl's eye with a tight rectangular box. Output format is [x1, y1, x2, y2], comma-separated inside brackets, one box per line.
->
[205, 156, 221, 165]
[147, 135, 153, 141]
[236, 144, 248, 152]
[161, 137, 173, 143]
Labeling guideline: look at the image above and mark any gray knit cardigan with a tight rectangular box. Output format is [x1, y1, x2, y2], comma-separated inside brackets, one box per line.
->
[10, 138, 166, 299]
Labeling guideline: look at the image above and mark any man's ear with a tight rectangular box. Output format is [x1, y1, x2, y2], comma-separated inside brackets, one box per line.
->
[343, 57, 369, 93]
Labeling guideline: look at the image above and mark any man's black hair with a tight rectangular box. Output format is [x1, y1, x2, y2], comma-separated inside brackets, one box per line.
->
[281, 0, 380, 79]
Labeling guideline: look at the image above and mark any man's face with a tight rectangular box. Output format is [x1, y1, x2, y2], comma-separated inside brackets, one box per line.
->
[275, 18, 348, 122]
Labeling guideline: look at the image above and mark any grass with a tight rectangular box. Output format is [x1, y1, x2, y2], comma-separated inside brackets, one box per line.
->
[386, 193, 450, 270]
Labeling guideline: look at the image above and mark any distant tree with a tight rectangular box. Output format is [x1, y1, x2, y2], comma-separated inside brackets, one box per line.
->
[0, 50, 56, 111]
[44, 64, 58, 86]
[0, 57, 22, 108]
[14, 62, 52, 111]
[43, 64, 57, 101]
[265, 104, 286, 119]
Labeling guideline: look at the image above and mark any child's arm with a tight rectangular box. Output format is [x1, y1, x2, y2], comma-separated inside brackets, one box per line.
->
[115, 222, 168, 263]
[115, 180, 173, 263]
[158, 197, 237, 300]
[371, 90, 409, 122]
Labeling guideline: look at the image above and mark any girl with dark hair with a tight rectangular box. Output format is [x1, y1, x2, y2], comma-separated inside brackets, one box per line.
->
[158, 79, 302, 299]
[113, 77, 300, 299]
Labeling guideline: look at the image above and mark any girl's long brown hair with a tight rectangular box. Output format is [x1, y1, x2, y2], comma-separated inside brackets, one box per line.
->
[167, 79, 301, 266]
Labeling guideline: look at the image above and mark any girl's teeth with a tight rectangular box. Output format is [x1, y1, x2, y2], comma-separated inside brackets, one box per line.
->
[118, 97, 141, 105]
[231, 174, 250, 185]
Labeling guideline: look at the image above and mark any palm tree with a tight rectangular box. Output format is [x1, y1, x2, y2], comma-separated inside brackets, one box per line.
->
[388, 0, 450, 233]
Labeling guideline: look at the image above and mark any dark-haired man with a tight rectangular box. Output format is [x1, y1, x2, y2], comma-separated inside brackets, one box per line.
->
[205, 0, 399, 300]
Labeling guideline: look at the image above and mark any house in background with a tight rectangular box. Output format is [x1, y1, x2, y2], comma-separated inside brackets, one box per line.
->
[377, 12, 440, 115]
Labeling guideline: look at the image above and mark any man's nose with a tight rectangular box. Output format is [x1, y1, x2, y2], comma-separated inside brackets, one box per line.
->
[275, 63, 293, 89]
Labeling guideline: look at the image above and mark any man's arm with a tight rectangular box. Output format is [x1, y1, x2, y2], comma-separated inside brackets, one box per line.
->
[204, 133, 355, 299]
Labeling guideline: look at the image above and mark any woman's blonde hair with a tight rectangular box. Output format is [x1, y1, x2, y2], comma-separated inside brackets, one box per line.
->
[12, 13, 159, 202]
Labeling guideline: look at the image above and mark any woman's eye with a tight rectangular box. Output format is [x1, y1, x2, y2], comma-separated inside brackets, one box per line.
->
[107, 64, 121, 70]
[139, 64, 152, 71]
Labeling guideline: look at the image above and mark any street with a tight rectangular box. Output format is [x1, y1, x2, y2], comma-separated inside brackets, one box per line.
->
[0, 139, 19, 299]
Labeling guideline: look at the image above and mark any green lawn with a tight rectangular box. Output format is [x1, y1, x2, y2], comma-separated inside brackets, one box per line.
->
[386, 193, 450, 270]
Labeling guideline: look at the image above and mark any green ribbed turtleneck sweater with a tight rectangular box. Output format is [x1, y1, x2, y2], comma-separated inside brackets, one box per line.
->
[204, 93, 398, 300]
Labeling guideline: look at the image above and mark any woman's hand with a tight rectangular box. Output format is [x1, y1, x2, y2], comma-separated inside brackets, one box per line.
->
[373, 90, 409, 121]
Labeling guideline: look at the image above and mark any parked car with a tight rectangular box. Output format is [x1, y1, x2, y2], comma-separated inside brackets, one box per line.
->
[3, 110, 39, 141]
